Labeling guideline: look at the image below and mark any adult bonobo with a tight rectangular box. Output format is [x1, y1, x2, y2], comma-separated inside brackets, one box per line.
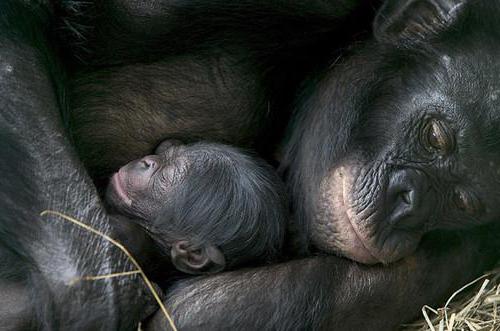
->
[146, 0, 500, 329]
[284, 0, 500, 264]
[2, 1, 498, 331]
[0, 2, 155, 329]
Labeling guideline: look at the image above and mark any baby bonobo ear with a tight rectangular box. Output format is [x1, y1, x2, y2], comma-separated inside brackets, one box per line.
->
[170, 240, 226, 275]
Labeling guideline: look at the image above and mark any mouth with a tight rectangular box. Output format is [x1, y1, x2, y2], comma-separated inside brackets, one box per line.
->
[314, 166, 382, 264]
[111, 171, 132, 206]
[315, 164, 423, 265]
[335, 167, 382, 264]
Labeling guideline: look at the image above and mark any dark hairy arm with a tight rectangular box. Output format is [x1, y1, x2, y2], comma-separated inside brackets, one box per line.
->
[147, 228, 499, 331]
[0, 2, 153, 329]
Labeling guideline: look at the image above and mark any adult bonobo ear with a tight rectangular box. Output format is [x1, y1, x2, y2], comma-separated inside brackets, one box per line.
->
[373, 0, 466, 44]
[155, 139, 184, 154]
[170, 240, 226, 275]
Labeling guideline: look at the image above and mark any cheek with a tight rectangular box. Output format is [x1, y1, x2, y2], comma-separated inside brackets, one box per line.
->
[469, 176, 500, 221]
[457, 158, 500, 218]
[118, 174, 154, 218]
[126, 187, 164, 222]
[127, 176, 149, 194]
[121, 168, 150, 198]
[132, 181, 170, 221]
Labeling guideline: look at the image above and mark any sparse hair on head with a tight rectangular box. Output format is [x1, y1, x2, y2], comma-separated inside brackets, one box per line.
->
[149, 143, 288, 269]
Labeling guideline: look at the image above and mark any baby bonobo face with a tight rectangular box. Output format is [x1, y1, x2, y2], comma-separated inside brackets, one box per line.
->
[106, 140, 227, 275]
[106, 140, 187, 221]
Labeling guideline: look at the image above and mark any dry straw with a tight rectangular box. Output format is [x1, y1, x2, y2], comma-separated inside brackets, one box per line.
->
[40, 210, 178, 331]
[402, 265, 500, 331]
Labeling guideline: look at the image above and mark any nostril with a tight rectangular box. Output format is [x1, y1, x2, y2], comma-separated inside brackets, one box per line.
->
[400, 190, 412, 205]
[141, 158, 155, 169]
[386, 169, 430, 229]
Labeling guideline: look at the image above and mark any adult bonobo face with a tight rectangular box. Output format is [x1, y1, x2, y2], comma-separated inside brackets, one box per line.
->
[285, 0, 500, 264]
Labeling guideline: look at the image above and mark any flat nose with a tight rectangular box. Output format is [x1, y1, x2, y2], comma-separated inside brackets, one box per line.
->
[134, 156, 157, 172]
[386, 169, 430, 229]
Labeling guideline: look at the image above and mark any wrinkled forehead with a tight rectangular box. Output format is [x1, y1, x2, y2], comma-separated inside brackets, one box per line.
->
[342, 42, 500, 161]
[421, 39, 500, 111]
[157, 144, 231, 171]
[369, 42, 500, 133]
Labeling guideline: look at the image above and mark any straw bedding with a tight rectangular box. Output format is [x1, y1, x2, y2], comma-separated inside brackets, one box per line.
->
[402, 264, 500, 331]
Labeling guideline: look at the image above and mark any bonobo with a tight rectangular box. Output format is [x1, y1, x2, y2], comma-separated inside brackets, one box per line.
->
[2, 1, 500, 330]
[59, 0, 500, 266]
[283, 0, 500, 264]
[106, 140, 287, 274]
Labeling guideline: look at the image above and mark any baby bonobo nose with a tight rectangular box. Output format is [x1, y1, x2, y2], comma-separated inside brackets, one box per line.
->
[142, 159, 153, 168]
[386, 169, 431, 230]
[137, 156, 157, 171]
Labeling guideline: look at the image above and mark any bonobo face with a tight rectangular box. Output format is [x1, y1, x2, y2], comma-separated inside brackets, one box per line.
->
[317, 76, 500, 264]
[106, 140, 188, 221]
[287, 0, 500, 264]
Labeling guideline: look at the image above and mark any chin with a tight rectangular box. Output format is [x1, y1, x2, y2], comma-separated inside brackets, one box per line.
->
[105, 183, 129, 213]
[311, 164, 423, 265]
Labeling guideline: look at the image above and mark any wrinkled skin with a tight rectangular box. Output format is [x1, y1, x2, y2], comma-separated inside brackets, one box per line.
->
[105, 141, 189, 221]
[0, 2, 153, 329]
[141, 0, 497, 329]
[283, 0, 500, 264]
[61, 0, 500, 265]
[2, 0, 499, 330]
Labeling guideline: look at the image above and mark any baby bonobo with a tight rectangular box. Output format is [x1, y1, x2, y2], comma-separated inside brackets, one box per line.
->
[105, 140, 287, 275]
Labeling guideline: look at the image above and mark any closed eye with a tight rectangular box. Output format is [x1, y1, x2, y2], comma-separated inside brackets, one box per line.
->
[420, 118, 455, 155]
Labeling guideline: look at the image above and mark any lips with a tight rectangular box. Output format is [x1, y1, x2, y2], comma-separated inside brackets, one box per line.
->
[312, 165, 387, 265]
[334, 167, 382, 264]
[314, 164, 422, 265]
[111, 171, 132, 206]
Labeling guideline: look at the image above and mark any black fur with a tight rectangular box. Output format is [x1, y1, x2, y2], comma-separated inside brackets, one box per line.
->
[108, 142, 288, 271]
[147, 228, 500, 330]
[147, 143, 288, 268]
[282, 0, 500, 263]
[2, 0, 500, 330]
[55, 0, 377, 179]
[0, 2, 153, 329]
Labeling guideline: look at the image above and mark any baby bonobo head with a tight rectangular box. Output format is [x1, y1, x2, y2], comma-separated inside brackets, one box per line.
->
[106, 140, 287, 274]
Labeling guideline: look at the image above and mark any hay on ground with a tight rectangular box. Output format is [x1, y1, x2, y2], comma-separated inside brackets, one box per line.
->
[402, 265, 500, 331]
